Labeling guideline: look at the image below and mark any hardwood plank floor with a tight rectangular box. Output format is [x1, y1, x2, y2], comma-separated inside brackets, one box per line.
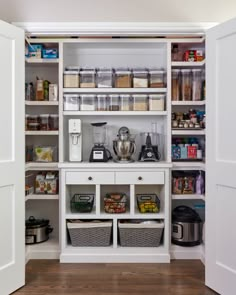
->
[14, 260, 217, 295]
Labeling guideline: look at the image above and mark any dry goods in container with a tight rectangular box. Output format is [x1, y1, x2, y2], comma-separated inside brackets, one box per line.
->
[39, 114, 50, 130]
[97, 95, 108, 111]
[181, 69, 191, 101]
[28, 122, 40, 131]
[64, 70, 79, 88]
[97, 68, 113, 88]
[171, 69, 180, 101]
[34, 146, 56, 162]
[63, 94, 79, 111]
[133, 94, 148, 111]
[80, 69, 96, 88]
[192, 69, 202, 101]
[149, 94, 165, 111]
[115, 69, 132, 88]
[149, 69, 165, 88]
[80, 94, 96, 111]
[137, 194, 160, 213]
[132, 68, 148, 88]
[108, 94, 120, 111]
[120, 94, 132, 111]
[36, 79, 44, 101]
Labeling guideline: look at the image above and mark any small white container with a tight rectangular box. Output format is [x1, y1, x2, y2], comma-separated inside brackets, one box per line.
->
[149, 94, 165, 111]
[64, 71, 79, 88]
[63, 94, 79, 111]
[80, 94, 96, 111]
[49, 84, 58, 101]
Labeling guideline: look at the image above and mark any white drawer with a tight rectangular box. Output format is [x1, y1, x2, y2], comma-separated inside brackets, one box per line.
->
[115, 171, 164, 185]
[66, 171, 115, 185]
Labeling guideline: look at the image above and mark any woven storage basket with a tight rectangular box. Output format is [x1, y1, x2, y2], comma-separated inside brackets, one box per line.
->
[118, 220, 164, 247]
[67, 220, 112, 247]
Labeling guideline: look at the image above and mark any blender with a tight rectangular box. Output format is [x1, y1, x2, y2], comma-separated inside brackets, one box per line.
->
[89, 122, 111, 162]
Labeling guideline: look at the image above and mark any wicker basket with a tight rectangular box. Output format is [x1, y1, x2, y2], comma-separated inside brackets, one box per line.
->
[67, 220, 112, 247]
[118, 220, 164, 247]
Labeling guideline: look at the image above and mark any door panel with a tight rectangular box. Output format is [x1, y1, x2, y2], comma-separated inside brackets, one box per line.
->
[0, 20, 25, 295]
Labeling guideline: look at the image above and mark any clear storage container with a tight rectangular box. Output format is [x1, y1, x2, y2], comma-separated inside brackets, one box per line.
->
[181, 69, 192, 101]
[114, 68, 132, 88]
[149, 94, 165, 111]
[63, 70, 79, 88]
[63, 94, 79, 111]
[149, 69, 165, 88]
[39, 114, 50, 130]
[80, 68, 96, 88]
[97, 95, 108, 111]
[28, 122, 40, 131]
[120, 94, 132, 111]
[132, 68, 148, 88]
[108, 94, 120, 111]
[97, 68, 113, 88]
[80, 94, 96, 111]
[133, 94, 148, 111]
[27, 115, 39, 124]
[49, 114, 59, 130]
[192, 69, 202, 101]
[172, 69, 180, 101]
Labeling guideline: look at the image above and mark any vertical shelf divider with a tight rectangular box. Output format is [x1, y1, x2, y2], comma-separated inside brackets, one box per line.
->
[96, 184, 100, 215]
[130, 184, 135, 215]
[113, 218, 118, 248]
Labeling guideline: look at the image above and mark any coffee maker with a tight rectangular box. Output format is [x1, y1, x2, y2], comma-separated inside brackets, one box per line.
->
[69, 119, 82, 162]
[139, 132, 161, 162]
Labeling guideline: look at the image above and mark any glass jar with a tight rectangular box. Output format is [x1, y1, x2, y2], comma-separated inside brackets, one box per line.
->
[149, 94, 165, 111]
[80, 94, 96, 111]
[149, 69, 165, 88]
[108, 94, 120, 111]
[120, 94, 132, 111]
[80, 68, 96, 88]
[28, 115, 39, 124]
[96, 68, 113, 88]
[132, 68, 148, 88]
[114, 68, 131, 88]
[133, 94, 148, 111]
[63, 94, 79, 111]
[181, 69, 192, 101]
[63, 70, 79, 88]
[28, 122, 40, 131]
[49, 114, 59, 130]
[192, 69, 202, 101]
[39, 114, 50, 130]
[97, 95, 108, 111]
[171, 69, 180, 101]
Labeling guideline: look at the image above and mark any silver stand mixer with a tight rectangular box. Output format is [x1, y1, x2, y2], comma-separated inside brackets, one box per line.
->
[113, 126, 136, 163]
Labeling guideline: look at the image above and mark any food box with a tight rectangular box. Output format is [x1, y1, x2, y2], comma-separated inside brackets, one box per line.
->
[27, 44, 43, 59]
[42, 49, 58, 59]
[183, 50, 204, 62]
[187, 146, 197, 159]
[172, 146, 181, 159]
[70, 194, 94, 213]
[104, 193, 127, 213]
[137, 194, 160, 213]
[35, 172, 58, 194]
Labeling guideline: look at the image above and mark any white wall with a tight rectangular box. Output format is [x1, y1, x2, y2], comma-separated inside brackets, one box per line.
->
[0, 0, 236, 22]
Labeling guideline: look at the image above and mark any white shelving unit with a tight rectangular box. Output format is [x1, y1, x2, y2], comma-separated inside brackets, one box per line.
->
[25, 101, 59, 106]
[63, 88, 167, 94]
[172, 101, 205, 106]
[63, 111, 168, 116]
[25, 131, 59, 135]
[171, 60, 205, 67]
[172, 194, 205, 200]
[172, 129, 205, 135]
[25, 194, 59, 202]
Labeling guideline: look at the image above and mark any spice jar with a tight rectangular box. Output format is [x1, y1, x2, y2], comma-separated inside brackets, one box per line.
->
[172, 120, 178, 128]
[149, 94, 165, 111]
[172, 69, 180, 101]
[80, 68, 96, 88]
[97, 95, 108, 111]
[133, 94, 148, 111]
[132, 68, 148, 88]
[80, 95, 96, 111]
[120, 94, 132, 111]
[49, 114, 59, 130]
[114, 68, 131, 88]
[192, 69, 202, 101]
[181, 69, 191, 101]
[108, 94, 120, 111]
[63, 70, 79, 88]
[39, 114, 50, 130]
[97, 68, 113, 88]
[149, 69, 165, 88]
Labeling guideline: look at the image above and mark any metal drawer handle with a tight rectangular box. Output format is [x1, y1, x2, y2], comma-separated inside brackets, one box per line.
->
[138, 176, 143, 181]
[88, 176, 93, 181]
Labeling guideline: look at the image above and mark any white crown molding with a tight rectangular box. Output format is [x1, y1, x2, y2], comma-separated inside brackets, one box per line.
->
[12, 22, 218, 36]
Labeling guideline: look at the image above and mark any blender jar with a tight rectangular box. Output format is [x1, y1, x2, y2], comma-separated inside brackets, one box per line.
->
[181, 69, 192, 101]
[192, 69, 202, 101]
[92, 122, 107, 145]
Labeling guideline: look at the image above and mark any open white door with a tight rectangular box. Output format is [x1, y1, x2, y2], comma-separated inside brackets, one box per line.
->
[206, 18, 236, 295]
[0, 21, 25, 294]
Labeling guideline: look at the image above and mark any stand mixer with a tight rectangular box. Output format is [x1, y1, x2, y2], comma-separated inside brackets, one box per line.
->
[113, 126, 136, 163]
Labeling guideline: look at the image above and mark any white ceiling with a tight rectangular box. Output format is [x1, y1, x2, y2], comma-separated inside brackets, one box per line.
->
[0, 0, 235, 23]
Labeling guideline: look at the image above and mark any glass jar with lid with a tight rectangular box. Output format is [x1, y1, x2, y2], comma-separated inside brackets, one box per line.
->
[181, 69, 192, 101]
[149, 94, 165, 111]
[132, 68, 148, 88]
[63, 94, 79, 111]
[39, 114, 50, 130]
[114, 68, 132, 88]
[133, 94, 148, 111]
[120, 94, 132, 111]
[97, 95, 108, 111]
[96, 68, 113, 88]
[172, 69, 180, 101]
[108, 94, 120, 111]
[149, 69, 165, 88]
[49, 114, 59, 130]
[80, 68, 96, 88]
[80, 94, 96, 111]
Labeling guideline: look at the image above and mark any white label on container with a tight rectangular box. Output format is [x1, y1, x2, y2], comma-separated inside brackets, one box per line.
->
[93, 151, 104, 159]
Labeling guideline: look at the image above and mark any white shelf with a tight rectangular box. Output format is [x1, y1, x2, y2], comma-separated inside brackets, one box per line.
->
[25, 101, 59, 106]
[63, 88, 167, 94]
[25, 162, 58, 171]
[172, 194, 205, 200]
[172, 129, 205, 135]
[25, 58, 59, 64]
[172, 161, 205, 170]
[172, 101, 205, 106]
[27, 238, 60, 259]
[63, 111, 167, 116]
[25, 194, 59, 202]
[25, 131, 59, 135]
[171, 60, 205, 67]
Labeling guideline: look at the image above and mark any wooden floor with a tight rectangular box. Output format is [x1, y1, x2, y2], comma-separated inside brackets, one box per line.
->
[14, 260, 217, 295]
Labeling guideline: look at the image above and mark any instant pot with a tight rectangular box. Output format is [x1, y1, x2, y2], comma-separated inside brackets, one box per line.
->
[172, 206, 202, 247]
[25, 216, 53, 245]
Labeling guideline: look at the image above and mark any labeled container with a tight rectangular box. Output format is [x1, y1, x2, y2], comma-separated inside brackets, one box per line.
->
[80, 94, 96, 111]
[149, 69, 165, 88]
[149, 94, 165, 111]
[133, 94, 148, 111]
[80, 68, 96, 88]
[96, 68, 113, 88]
[137, 194, 160, 213]
[132, 68, 148, 88]
[192, 69, 202, 101]
[63, 94, 79, 111]
[64, 70, 79, 88]
[70, 194, 94, 213]
[114, 68, 132, 88]
[97, 95, 108, 111]
[172, 69, 180, 101]
[39, 114, 50, 130]
[49, 114, 59, 130]
[108, 94, 120, 111]
[181, 69, 192, 101]
[120, 94, 132, 111]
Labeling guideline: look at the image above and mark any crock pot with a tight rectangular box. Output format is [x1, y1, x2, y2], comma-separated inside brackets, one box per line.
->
[25, 216, 53, 245]
[172, 206, 202, 247]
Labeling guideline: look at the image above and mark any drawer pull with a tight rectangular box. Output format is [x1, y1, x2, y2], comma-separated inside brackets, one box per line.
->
[138, 176, 143, 181]
[88, 176, 93, 181]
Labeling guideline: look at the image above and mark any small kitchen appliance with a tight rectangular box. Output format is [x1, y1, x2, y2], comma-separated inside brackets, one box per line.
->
[139, 132, 161, 162]
[172, 206, 203, 246]
[89, 122, 111, 162]
[69, 119, 82, 162]
[113, 126, 136, 163]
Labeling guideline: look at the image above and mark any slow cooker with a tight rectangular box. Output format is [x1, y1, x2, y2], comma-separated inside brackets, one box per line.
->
[172, 206, 202, 247]
[25, 216, 53, 245]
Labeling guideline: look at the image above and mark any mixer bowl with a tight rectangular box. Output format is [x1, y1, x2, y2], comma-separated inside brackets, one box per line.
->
[113, 140, 136, 162]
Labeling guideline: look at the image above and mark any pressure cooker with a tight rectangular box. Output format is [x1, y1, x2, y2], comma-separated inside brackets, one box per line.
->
[172, 206, 202, 247]
[25, 216, 53, 245]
